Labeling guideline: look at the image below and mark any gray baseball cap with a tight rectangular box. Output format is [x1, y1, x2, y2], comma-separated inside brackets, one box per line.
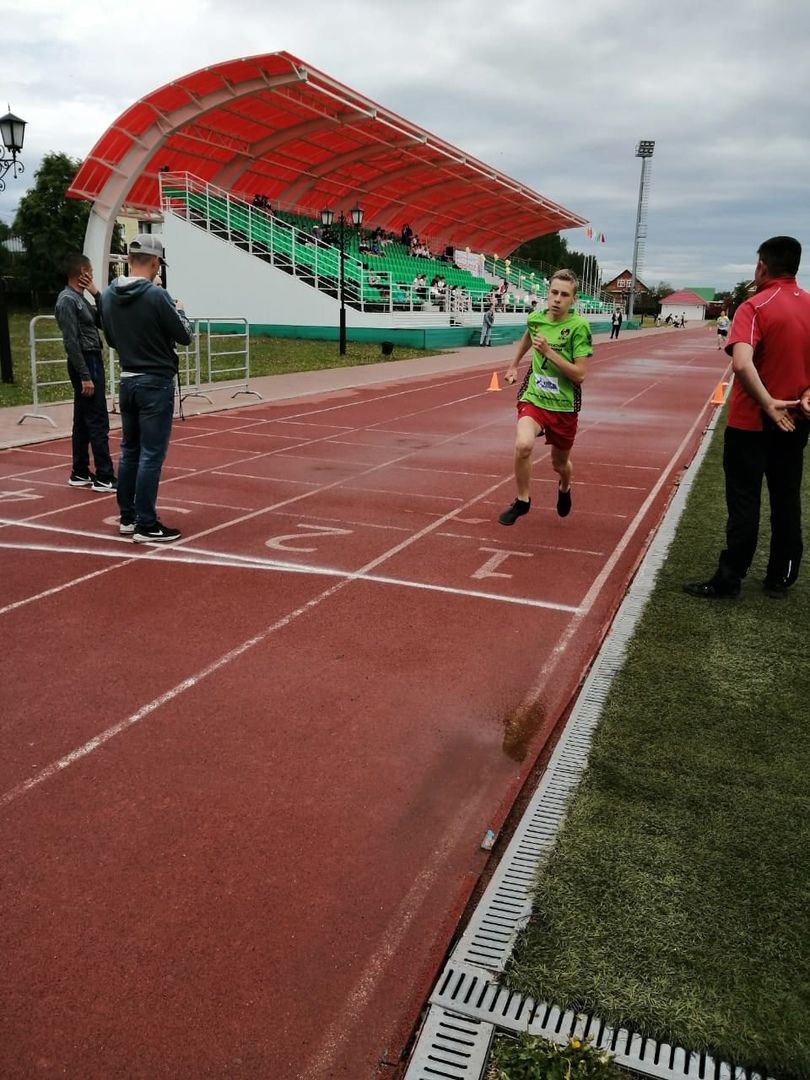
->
[128, 233, 167, 264]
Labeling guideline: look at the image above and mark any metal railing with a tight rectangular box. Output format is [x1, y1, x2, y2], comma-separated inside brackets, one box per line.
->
[159, 172, 538, 317]
[19, 314, 258, 427]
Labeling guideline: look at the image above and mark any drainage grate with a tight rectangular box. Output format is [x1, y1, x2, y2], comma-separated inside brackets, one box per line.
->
[431, 961, 770, 1080]
[402, 1005, 494, 1079]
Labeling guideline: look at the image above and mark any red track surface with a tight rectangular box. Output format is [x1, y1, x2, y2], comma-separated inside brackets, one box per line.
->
[0, 331, 727, 1079]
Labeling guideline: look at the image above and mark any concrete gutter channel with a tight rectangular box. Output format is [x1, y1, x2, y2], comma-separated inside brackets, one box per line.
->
[401, 400, 773, 1080]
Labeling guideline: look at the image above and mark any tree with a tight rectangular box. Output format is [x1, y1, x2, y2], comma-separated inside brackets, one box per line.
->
[729, 279, 753, 314]
[13, 153, 91, 298]
[12, 152, 123, 300]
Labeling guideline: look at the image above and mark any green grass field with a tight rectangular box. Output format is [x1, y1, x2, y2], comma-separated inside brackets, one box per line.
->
[505, 417, 810, 1080]
[0, 311, 435, 409]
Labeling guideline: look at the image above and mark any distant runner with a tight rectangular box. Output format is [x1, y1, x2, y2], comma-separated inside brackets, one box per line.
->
[716, 310, 731, 349]
[498, 269, 592, 526]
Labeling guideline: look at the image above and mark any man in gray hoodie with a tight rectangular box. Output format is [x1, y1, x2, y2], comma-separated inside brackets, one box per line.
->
[101, 234, 192, 543]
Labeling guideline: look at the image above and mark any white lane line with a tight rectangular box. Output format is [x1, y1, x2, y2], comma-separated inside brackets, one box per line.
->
[211, 470, 319, 486]
[0, 355, 705, 805]
[436, 531, 605, 556]
[0, 386, 500, 621]
[342, 485, 466, 503]
[0, 539, 577, 616]
[0, 585, 346, 812]
[0, 555, 133, 617]
[509, 398, 712, 718]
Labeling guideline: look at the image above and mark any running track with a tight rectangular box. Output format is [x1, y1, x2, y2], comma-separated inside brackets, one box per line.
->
[0, 330, 727, 1078]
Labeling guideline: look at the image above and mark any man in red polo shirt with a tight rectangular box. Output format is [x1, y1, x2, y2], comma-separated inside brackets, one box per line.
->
[684, 235, 810, 599]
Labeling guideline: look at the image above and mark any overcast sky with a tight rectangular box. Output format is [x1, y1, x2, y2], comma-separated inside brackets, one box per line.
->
[4, 0, 809, 291]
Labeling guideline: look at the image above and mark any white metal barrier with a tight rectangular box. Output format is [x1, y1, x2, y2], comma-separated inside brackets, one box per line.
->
[19, 315, 117, 428]
[20, 314, 258, 426]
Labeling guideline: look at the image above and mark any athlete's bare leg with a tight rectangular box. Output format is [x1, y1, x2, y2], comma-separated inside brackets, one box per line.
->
[514, 416, 541, 500]
[551, 445, 572, 492]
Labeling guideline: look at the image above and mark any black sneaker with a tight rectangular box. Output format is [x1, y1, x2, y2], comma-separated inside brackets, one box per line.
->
[91, 476, 117, 493]
[119, 519, 136, 536]
[132, 521, 182, 544]
[68, 472, 94, 488]
[556, 486, 572, 518]
[498, 498, 531, 526]
[682, 578, 740, 599]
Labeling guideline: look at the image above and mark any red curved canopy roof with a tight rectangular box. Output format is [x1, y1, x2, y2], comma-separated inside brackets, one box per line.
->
[68, 51, 586, 254]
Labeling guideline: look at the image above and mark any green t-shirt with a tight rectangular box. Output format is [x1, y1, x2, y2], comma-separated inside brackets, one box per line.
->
[520, 310, 593, 413]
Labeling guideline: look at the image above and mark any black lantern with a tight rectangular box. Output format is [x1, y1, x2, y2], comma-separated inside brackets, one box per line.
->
[320, 204, 364, 356]
[0, 109, 26, 192]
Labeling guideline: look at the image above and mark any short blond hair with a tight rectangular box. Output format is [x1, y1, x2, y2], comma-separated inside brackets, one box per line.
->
[549, 268, 578, 291]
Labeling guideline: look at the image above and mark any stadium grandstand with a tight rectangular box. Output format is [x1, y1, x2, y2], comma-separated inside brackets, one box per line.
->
[68, 51, 611, 349]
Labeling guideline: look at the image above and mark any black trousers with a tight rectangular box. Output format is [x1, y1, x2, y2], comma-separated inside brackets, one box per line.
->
[68, 351, 114, 481]
[717, 421, 809, 587]
[610, 324, 620, 339]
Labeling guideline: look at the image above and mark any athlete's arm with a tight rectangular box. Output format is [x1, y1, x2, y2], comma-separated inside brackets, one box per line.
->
[799, 386, 810, 419]
[731, 341, 799, 430]
[531, 335, 588, 385]
[504, 330, 531, 385]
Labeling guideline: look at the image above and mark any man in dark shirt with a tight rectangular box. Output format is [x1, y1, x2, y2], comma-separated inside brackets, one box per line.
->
[101, 234, 192, 543]
[54, 254, 116, 491]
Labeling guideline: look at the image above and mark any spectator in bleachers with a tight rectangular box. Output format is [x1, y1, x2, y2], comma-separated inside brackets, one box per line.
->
[496, 279, 509, 310]
[401, 223, 413, 249]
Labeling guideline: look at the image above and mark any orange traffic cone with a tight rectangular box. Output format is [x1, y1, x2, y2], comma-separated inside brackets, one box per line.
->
[487, 372, 502, 392]
[710, 382, 727, 406]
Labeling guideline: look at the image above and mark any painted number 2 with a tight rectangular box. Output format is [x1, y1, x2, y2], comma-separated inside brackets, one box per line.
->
[265, 523, 354, 553]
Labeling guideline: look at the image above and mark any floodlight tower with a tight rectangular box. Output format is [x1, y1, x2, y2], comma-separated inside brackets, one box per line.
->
[628, 139, 654, 323]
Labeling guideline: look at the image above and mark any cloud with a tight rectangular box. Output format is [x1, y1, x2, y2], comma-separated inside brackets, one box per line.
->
[2, 0, 810, 289]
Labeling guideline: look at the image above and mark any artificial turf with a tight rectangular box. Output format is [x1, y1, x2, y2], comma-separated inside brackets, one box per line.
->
[504, 416, 810, 1080]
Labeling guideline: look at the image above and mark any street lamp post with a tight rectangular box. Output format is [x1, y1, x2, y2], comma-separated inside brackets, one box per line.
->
[0, 108, 27, 384]
[629, 139, 654, 324]
[320, 204, 364, 356]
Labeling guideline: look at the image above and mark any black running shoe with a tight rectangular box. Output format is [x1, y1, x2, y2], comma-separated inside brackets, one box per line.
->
[68, 472, 94, 488]
[119, 519, 136, 536]
[556, 486, 572, 518]
[498, 498, 531, 526]
[132, 521, 182, 544]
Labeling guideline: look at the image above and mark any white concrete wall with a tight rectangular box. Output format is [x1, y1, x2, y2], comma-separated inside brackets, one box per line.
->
[660, 303, 705, 322]
[163, 214, 339, 326]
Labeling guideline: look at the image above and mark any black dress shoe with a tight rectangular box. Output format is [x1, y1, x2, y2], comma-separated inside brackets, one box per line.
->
[682, 579, 740, 599]
[763, 577, 789, 599]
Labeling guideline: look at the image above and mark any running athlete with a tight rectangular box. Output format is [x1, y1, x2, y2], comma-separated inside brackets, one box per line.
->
[498, 269, 592, 525]
[716, 310, 730, 349]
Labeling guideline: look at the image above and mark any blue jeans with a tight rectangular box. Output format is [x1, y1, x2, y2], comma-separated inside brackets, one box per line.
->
[69, 351, 114, 481]
[117, 375, 175, 527]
